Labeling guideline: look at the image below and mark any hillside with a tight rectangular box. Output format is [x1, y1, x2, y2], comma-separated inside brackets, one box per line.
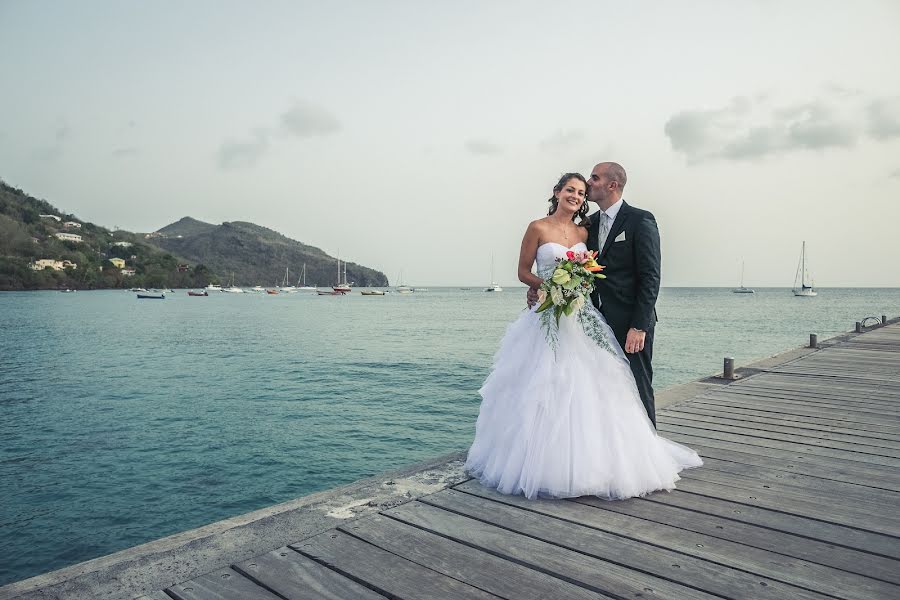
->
[147, 219, 387, 287]
[0, 180, 202, 290]
[0, 179, 387, 290]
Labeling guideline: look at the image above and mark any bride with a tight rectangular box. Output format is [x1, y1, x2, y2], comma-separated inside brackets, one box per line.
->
[465, 173, 702, 500]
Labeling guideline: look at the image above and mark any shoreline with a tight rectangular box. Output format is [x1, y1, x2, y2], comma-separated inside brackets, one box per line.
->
[4, 317, 895, 599]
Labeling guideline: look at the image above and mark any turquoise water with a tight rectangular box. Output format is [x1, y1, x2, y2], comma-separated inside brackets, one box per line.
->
[0, 287, 897, 585]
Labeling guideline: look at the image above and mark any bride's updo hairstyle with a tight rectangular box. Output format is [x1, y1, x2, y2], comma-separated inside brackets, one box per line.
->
[547, 172, 592, 228]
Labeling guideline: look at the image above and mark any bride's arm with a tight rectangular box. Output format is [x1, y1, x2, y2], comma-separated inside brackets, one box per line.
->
[518, 222, 544, 289]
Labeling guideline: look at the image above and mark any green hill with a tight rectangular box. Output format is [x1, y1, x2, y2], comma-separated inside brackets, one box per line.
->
[0, 179, 387, 290]
[147, 219, 387, 287]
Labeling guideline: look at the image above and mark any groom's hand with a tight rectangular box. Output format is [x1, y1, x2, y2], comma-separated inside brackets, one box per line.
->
[526, 287, 539, 307]
[625, 328, 646, 353]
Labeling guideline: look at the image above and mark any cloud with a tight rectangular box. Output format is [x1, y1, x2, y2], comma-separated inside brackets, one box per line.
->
[665, 96, 858, 163]
[280, 101, 340, 138]
[867, 97, 900, 140]
[112, 147, 138, 158]
[890, 168, 900, 179]
[538, 129, 586, 152]
[217, 130, 270, 170]
[464, 139, 503, 155]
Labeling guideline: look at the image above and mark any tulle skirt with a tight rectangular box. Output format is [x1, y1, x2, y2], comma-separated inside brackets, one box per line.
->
[465, 306, 702, 500]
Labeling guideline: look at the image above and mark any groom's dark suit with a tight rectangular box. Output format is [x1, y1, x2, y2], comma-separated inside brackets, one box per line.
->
[587, 201, 661, 426]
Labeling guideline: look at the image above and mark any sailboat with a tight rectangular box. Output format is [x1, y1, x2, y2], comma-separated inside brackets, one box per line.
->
[792, 241, 817, 296]
[396, 270, 412, 294]
[278, 267, 297, 293]
[296, 263, 316, 291]
[222, 272, 245, 293]
[333, 256, 351, 293]
[484, 254, 502, 292]
[732, 261, 754, 294]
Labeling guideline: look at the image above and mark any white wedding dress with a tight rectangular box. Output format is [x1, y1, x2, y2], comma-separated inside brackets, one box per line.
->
[465, 242, 702, 500]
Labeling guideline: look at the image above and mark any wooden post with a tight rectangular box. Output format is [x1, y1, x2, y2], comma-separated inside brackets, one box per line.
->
[723, 357, 735, 379]
[809, 334, 818, 348]
[883, 315, 888, 324]
[855, 321, 862, 333]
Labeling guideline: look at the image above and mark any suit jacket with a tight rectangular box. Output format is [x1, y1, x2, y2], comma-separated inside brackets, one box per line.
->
[587, 201, 660, 333]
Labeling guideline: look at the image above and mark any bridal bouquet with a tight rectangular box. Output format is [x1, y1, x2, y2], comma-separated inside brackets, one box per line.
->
[535, 249, 606, 323]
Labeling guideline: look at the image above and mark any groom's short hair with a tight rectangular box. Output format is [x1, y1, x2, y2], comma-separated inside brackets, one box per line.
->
[605, 162, 627, 190]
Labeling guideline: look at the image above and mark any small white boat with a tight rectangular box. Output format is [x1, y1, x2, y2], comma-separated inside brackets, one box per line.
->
[732, 261, 754, 294]
[221, 273, 245, 293]
[250, 286, 265, 293]
[396, 270, 412, 294]
[484, 254, 502, 292]
[60, 288, 76, 293]
[297, 263, 317, 291]
[333, 256, 351, 293]
[792, 241, 817, 297]
[413, 287, 428, 292]
[129, 287, 148, 293]
[205, 284, 222, 292]
[361, 290, 386, 296]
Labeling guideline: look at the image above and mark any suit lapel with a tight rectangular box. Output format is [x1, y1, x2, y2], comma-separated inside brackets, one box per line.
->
[599, 201, 631, 259]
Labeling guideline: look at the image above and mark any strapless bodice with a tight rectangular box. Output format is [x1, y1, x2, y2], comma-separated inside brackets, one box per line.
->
[536, 242, 587, 277]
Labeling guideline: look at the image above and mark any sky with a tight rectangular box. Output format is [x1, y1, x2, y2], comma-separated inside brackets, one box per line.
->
[1, 0, 899, 287]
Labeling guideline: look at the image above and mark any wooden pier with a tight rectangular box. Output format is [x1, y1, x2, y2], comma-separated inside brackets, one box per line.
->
[149, 322, 900, 600]
[4, 322, 899, 599]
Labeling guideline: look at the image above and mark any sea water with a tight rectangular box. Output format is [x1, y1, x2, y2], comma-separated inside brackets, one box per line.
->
[0, 287, 896, 584]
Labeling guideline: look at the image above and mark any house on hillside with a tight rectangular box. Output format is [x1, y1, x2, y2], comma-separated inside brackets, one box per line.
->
[121, 268, 136, 277]
[177, 264, 190, 272]
[109, 258, 126, 269]
[63, 221, 82, 229]
[112, 241, 133, 248]
[144, 232, 164, 239]
[31, 259, 77, 271]
[39, 214, 61, 222]
[54, 232, 83, 243]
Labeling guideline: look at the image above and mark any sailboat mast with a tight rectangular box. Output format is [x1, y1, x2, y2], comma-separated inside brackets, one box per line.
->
[801, 241, 807, 287]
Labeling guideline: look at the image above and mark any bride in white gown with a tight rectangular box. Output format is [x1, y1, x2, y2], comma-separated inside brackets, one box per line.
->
[465, 173, 702, 500]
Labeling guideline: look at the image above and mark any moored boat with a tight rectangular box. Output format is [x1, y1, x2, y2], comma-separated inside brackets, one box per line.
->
[188, 290, 208, 296]
[137, 292, 165, 299]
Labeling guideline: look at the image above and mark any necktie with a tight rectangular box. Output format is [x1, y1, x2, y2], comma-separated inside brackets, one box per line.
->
[598, 212, 611, 250]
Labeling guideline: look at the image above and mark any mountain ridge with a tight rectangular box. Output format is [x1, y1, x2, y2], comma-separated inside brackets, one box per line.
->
[0, 179, 387, 290]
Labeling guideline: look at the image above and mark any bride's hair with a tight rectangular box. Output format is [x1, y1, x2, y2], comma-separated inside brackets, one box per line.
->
[547, 173, 591, 228]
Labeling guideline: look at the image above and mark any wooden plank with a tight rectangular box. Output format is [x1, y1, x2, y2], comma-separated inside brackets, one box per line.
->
[678, 467, 900, 531]
[135, 593, 174, 600]
[643, 485, 900, 559]
[390, 493, 799, 600]
[689, 455, 900, 505]
[233, 547, 387, 600]
[291, 530, 499, 600]
[448, 483, 886, 600]
[662, 414, 900, 458]
[571, 495, 900, 585]
[688, 395, 900, 429]
[661, 431, 900, 489]
[663, 404, 900, 444]
[339, 512, 611, 600]
[700, 388, 900, 416]
[706, 387, 900, 412]
[672, 476, 899, 536]
[658, 422, 900, 468]
[166, 567, 282, 600]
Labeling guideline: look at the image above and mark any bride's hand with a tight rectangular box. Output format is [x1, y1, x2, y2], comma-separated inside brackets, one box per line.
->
[526, 287, 539, 307]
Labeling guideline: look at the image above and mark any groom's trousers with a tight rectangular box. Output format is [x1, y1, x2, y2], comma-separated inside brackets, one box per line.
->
[607, 320, 656, 427]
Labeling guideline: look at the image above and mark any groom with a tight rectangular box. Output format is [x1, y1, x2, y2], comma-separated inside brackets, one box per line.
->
[585, 162, 660, 426]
